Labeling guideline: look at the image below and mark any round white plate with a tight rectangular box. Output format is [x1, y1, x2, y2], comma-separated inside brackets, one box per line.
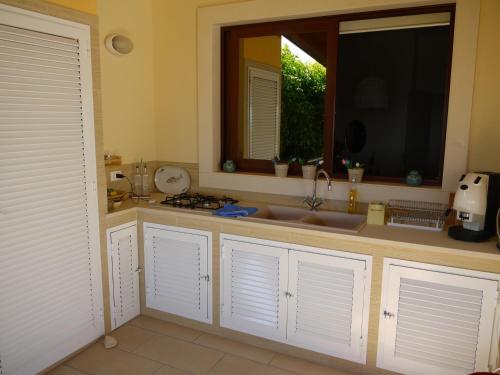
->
[154, 165, 191, 195]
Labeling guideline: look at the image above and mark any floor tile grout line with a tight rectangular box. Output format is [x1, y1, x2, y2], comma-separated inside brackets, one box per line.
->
[191, 340, 276, 365]
[203, 352, 227, 375]
[115, 332, 226, 374]
[63, 363, 92, 375]
[125, 322, 201, 343]
[152, 363, 198, 375]
[266, 351, 278, 365]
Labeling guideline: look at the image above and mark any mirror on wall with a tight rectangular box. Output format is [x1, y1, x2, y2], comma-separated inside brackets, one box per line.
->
[237, 32, 327, 162]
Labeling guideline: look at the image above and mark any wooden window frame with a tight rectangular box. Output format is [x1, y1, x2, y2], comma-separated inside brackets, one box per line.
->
[221, 4, 455, 185]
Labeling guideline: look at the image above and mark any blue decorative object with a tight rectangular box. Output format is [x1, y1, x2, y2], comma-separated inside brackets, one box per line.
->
[213, 204, 258, 217]
[406, 170, 422, 186]
[223, 160, 236, 173]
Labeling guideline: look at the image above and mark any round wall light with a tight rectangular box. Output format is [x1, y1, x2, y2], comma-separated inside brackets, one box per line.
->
[104, 34, 133, 55]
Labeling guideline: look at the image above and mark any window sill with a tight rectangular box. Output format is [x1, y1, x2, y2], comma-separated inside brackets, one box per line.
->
[199, 170, 448, 203]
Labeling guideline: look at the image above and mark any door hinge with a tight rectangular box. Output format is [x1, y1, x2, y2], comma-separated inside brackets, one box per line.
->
[284, 291, 294, 298]
[135, 266, 143, 273]
[200, 275, 210, 282]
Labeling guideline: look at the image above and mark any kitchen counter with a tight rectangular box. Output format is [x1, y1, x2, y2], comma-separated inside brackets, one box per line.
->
[105, 194, 500, 375]
[106, 193, 500, 261]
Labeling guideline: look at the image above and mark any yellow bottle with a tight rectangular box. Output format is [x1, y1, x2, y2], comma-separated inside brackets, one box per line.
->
[348, 178, 358, 214]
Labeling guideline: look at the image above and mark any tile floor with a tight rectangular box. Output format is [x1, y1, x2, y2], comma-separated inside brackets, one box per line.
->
[47, 316, 358, 375]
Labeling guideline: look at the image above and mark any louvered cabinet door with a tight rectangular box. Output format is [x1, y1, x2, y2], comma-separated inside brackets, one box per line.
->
[221, 239, 288, 341]
[378, 264, 499, 375]
[287, 251, 368, 363]
[144, 225, 211, 323]
[107, 223, 140, 330]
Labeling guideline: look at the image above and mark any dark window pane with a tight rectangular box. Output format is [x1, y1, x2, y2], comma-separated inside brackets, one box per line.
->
[333, 26, 451, 181]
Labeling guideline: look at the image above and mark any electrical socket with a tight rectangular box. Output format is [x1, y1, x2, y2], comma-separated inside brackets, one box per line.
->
[110, 170, 122, 182]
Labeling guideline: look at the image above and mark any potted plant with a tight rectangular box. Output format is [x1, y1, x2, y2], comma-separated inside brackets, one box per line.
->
[343, 159, 364, 183]
[298, 157, 323, 179]
[272, 156, 293, 177]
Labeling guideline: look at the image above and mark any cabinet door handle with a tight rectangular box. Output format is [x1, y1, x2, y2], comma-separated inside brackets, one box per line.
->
[383, 310, 395, 318]
[285, 291, 294, 298]
[200, 275, 210, 282]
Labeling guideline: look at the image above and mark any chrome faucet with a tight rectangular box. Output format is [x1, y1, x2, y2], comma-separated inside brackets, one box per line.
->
[304, 169, 332, 210]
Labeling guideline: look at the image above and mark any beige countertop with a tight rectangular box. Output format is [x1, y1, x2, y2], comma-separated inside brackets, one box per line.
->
[106, 194, 500, 261]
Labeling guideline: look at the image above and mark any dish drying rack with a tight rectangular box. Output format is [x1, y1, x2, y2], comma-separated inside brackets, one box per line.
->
[387, 200, 450, 231]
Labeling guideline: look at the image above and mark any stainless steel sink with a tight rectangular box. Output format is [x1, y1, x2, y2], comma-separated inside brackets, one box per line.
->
[245, 204, 366, 233]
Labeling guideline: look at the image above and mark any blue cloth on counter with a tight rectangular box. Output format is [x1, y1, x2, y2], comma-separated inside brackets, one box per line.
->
[213, 204, 258, 217]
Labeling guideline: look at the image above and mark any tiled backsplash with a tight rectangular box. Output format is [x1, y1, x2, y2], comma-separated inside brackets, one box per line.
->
[105, 161, 198, 195]
[106, 160, 364, 212]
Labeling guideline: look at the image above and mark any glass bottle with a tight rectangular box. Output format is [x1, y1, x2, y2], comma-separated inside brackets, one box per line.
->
[142, 164, 149, 197]
[134, 165, 142, 197]
[348, 177, 358, 214]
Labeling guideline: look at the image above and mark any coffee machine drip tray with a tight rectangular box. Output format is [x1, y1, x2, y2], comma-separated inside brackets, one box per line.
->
[448, 225, 493, 242]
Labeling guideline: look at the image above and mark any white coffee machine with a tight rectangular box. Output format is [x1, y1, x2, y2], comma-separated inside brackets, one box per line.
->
[448, 172, 500, 243]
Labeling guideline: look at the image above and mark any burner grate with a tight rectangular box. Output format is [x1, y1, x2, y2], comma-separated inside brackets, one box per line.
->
[160, 193, 238, 210]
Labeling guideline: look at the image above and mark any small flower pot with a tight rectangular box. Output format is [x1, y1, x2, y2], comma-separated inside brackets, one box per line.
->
[274, 163, 289, 177]
[301, 165, 317, 179]
[348, 168, 364, 183]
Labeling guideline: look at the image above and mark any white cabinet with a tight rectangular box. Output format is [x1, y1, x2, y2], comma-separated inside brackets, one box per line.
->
[287, 250, 367, 361]
[220, 235, 371, 364]
[377, 259, 500, 375]
[107, 222, 140, 330]
[144, 223, 212, 323]
[221, 239, 289, 341]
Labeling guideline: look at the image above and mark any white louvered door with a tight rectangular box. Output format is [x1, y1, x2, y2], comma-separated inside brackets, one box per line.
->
[247, 67, 280, 160]
[287, 251, 367, 363]
[221, 239, 288, 341]
[378, 263, 499, 375]
[0, 5, 102, 375]
[107, 222, 140, 330]
[144, 224, 212, 323]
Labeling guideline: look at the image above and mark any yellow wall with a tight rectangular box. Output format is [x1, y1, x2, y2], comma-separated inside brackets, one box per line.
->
[151, 0, 499, 170]
[468, 0, 500, 173]
[98, 0, 157, 163]
[43, 0, 97, 14]
[152, 0, 249, 163]
[243, 36, 282, 68]
[51, 0, 497, 171]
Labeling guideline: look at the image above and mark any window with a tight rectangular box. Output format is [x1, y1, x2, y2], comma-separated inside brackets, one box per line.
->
[221, 5, 454, 185]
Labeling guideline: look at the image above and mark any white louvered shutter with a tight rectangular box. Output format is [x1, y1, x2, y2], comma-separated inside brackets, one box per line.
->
[0, 6, 102, 375]
[108, 223, 140, 330]
[221, 239, 288, 341]
[144, 225, 211, 323]
[248, 67, 280, 160]
[287, 251, 367, 363]
[378, 265, 499, 375]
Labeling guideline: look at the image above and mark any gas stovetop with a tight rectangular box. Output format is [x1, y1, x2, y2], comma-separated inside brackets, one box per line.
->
[159, 193, 238, 210]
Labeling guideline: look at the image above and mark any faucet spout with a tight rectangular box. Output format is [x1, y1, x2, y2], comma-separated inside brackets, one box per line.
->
[304, 169, 332, 210]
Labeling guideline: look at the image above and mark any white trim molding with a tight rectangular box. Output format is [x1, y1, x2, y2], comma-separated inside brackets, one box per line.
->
[197, 0, 480, 202]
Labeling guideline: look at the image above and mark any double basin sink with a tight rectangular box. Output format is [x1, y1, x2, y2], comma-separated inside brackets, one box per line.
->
[243, 204, 367, 233]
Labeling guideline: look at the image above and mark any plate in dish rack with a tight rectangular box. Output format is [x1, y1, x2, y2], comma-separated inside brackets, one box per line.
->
[154, 165, 191, 194]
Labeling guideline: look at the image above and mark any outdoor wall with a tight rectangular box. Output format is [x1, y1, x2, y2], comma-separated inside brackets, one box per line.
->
[98, 0, 157, 164]
[243, 36, 282, 68]
[468, 0, 500, 173]
[39, 0, 499, 173]
[43, 0, 96, 14]
[152, 0, 248, 163]
[153, 0, 500, 174]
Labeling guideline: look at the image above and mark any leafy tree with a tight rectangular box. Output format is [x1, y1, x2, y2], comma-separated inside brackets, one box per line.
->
[280, 45, 326, 161]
